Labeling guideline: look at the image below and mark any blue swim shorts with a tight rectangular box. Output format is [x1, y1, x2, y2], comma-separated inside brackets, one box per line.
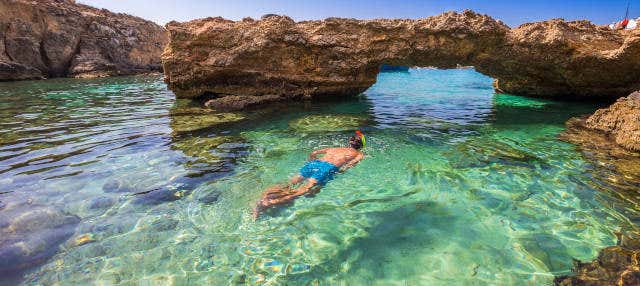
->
[299, 160, 339, 185]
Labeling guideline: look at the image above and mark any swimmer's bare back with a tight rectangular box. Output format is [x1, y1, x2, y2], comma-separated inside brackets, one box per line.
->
[309, 147, 363, 170]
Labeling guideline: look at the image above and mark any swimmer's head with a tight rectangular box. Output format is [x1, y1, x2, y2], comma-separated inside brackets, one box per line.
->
[349, 136, 363, 150]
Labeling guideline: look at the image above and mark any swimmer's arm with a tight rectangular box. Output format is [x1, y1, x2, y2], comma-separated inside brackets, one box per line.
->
[308, 148, 329, 161]
[341, 153, 365, 171]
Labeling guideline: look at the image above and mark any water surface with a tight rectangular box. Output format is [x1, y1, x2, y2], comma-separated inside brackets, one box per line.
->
[1, 69, 638, 285]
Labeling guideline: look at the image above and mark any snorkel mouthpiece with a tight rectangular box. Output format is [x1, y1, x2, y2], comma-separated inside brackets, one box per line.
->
[355, 130, 366, 148]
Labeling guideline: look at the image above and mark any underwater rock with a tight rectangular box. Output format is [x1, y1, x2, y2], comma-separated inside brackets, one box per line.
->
[87, 196, 116, 210]
[290, 115, 367, 132]
[140, 216, 179, 232]
[163, 11, 640, 107]
[71, 233, 96, 247]
[204, 94, 285, 111]
[0, 203, 80, 272]
[169, 108, 245, 133]
[86, 215, 137, 238]
[132, 187, 188, 205]
[196, 190, 221, 205]
[519, 233, 571, 271]
[171, 136, 233, 161]
[555, 232, 640, 286]
[102, 179, 137, 193]
[0, 0, 168, 80]
[449, 139, 545, 169]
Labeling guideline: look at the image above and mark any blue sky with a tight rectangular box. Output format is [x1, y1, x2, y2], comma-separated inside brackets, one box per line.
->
[78, 0, 634, 27]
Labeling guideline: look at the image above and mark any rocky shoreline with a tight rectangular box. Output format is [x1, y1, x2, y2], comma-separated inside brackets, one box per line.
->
[557, 92, 640, 285]
[0, 0, 168, 80]
[561, 92, 640, 178]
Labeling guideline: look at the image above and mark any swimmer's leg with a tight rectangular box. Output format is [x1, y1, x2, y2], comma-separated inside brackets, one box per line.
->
[260, 179, 319, 209]
[254, 184, 290, 219]
[288, 175, 305, 187]
[254, 177, 320, 219]
[288, 178, 320, 198]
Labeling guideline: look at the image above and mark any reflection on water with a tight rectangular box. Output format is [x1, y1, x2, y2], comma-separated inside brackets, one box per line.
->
[0, 70, 638, 285]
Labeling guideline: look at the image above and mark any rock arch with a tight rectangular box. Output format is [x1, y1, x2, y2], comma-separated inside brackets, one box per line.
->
[162, 11, 640, 109]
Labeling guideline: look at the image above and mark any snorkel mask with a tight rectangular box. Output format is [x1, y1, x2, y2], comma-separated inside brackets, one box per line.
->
[355, 130, 366, 148]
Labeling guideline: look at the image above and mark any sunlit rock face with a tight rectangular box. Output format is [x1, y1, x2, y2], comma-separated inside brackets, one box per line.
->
[0, 0, 169, 80]
[584, 92, 640, 152]
[561, 91, 640, 159]
[162, 11, 640, 108]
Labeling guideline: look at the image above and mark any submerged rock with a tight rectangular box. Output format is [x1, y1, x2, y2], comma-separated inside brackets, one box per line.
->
[0, 0, 168, 80]
[196, 190, 221, 205]
[449, 139, 545, 169]
[132, 187, 189, 205]
[555, 232, 640, 286]
[0, 203, 80, 273]
[138, 216, 179, 232]
[102, 179, 137, 193]
[87, 196, 116, 210]
[204, 94, 285, 111]
[163, 11, 640, 108]
[71, 233, 96, 247]
[289, 115, 366, 132]
[169, 107, 245, 133]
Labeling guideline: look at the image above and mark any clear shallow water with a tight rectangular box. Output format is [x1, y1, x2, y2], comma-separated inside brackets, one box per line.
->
[1, 69, 639, 285]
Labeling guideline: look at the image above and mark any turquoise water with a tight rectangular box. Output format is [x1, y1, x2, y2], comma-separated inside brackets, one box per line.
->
[1, 69, 639, 285]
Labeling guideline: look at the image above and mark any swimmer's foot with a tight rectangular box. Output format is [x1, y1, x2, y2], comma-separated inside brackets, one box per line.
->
[253, 206, 261, 220]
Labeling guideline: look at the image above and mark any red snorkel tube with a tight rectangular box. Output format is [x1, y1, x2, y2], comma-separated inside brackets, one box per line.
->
[355, 130, 366, 148]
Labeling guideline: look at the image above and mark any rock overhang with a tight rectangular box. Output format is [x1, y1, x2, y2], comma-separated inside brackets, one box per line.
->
[161, 10, 640, 110]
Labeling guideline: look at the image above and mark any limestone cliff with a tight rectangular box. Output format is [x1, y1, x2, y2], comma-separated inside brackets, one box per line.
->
[162, 11, 640, 109]
[0, 0, 168, 80]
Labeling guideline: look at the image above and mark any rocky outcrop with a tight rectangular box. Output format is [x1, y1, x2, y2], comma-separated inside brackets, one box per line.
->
[162, 11, 640, 109]
[559, 95, 640, 286]
[0, 0, 168, 80]
[555, 232, 640, 286]
[582, 92, 640, 152]
[560, 93, 640, 204]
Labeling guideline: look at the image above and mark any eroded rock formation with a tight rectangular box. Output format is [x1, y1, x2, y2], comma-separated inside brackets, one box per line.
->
[561, 91, 640, 157]
[162, 11, 640, 109]
[0, 0, 168, 80]
[583, 92, 640, 152]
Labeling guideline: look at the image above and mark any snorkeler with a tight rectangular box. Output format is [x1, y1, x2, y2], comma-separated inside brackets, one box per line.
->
[253, 131, 366, 219]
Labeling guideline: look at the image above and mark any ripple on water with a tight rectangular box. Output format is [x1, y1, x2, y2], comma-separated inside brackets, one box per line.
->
[0, 70, 637, 285]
